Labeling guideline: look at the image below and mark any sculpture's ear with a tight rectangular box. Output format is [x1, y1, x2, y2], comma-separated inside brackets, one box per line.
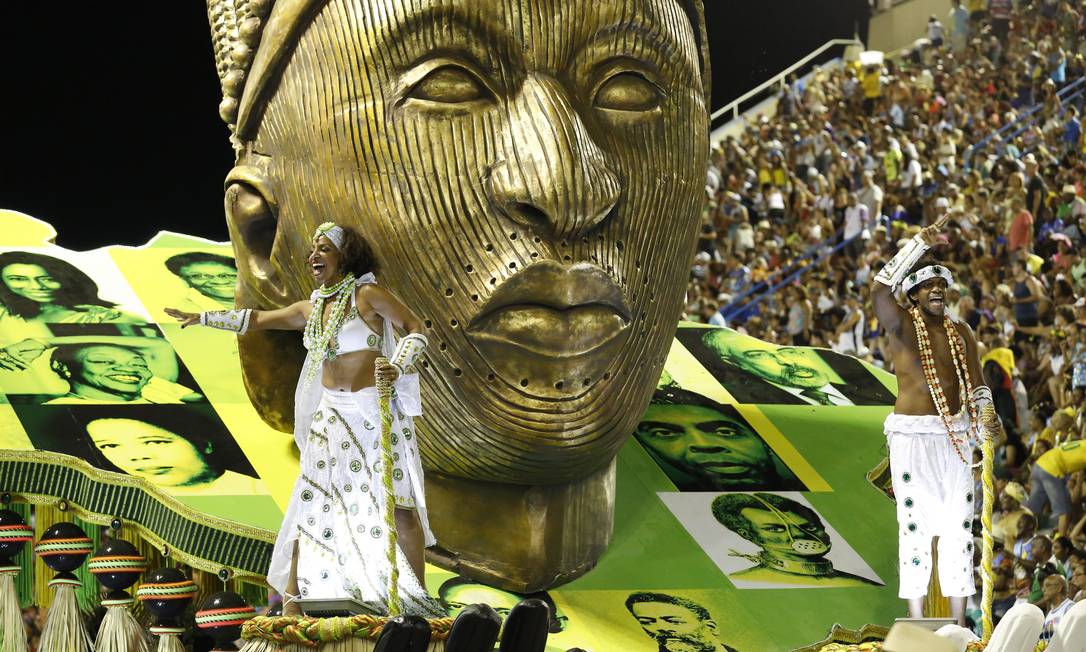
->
[223, 161, 303, 434]
[224, 163, 292, 305]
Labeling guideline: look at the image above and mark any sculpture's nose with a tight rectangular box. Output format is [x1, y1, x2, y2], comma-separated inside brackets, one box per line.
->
[486, 75, 621, 242]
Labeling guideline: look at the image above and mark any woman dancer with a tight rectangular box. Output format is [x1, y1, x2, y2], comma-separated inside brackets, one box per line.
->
[166, 222, 438, 616]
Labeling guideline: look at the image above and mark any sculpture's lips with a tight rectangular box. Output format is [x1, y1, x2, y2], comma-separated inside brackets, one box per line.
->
[468, 261, 631, 357]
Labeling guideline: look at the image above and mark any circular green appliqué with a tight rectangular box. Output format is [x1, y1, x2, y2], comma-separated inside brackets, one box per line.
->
[902, 472, 912, 483]
[393, 469, 404, 481]
[370, 526, 382, 538]
[313, 410, 324, 422]
[907, 522, 917, 532]
[911, 557, 921, 566]
[350, 460, 362, 473]
[322, 529, 333, 540]
[962, 520, 970, 530]
[367, 334, 377, 347]
[301, 490, 313, 502]
[328, 415, 337, 425]
[965, 492, 973, 503]
[904, 497, 914, 508]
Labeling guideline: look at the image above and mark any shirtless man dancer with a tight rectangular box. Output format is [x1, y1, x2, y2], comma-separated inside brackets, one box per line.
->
[872, 214, 999, 626]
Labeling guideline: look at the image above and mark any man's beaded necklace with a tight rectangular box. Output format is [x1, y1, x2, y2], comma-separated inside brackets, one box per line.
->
[302, 273, 356, 386]
[909, 305, 978, 464]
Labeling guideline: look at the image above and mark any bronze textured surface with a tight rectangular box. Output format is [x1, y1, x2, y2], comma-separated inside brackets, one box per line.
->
[207, 0, 709, 588]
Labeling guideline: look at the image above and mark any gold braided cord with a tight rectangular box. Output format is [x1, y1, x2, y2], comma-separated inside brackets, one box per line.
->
[375, 357, 400, 617]
[241, 615, 454, 645]
[981, 407, 997, 642]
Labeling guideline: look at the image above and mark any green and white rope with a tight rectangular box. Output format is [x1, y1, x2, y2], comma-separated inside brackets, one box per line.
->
[375, 357, 400, 617]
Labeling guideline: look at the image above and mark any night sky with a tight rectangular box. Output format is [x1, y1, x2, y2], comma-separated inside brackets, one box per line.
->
[0, 1, 867, 249]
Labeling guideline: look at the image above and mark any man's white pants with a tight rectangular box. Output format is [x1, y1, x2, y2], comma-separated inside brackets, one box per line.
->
[886, 412, 976, 599]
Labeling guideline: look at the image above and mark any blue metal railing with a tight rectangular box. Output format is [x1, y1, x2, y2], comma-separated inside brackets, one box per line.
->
[721, 232, 859, 323]
[719, 226, 845, 309]
[964, 76, 1086, 170]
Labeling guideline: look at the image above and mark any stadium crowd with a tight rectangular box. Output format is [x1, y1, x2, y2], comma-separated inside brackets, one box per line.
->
[688, 0, 1086, 637]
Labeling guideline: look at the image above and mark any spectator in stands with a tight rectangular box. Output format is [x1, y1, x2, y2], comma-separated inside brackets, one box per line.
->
[843, 192, 871, 258]
[928, 15, 946, 49]
[1028, 439, 1086, 536]
[995, 482, 1034, 544]
[1040, 574, 1077, 640]
[1020, 535, 1056, 603]
[1053, 535, 1077, 580]
[1009, 196, 1036, 255]
[949, 0, 969, 52]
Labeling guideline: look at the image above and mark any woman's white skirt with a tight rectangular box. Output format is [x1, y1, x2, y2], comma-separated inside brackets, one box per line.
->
[267, 387, 441, 617]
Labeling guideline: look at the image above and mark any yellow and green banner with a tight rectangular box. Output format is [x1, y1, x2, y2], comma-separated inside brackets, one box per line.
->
[0, 211, 907, 649]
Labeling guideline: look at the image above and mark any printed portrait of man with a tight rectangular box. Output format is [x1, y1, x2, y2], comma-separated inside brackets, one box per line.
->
[635, 386, 804, 492]
[625, 592, 736, 652]
[164, 252, 238, 312]
[676, 327, 894, 406]
[711, 493, 881, 587]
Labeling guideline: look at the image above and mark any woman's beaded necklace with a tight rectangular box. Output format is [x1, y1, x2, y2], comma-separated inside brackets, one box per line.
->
[302, 273, 355, 386]
[910, 305, 979, 464]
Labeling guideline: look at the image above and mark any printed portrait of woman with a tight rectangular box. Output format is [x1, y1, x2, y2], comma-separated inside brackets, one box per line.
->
[0, 328, 204, 405]
[16, 404, 264, 496]
[0, 251, 145, 338]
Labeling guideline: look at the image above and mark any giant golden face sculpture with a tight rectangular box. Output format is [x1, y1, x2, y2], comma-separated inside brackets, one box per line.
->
[211, 0, 708, 590]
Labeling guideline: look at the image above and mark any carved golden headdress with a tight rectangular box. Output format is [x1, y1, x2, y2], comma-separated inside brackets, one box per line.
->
[206, 0, 326, 149]
[207, 0, 710, 150]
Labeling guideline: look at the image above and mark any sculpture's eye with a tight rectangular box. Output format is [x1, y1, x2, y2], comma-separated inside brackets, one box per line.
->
[594, 71, 662, 112]
[406, 64, 491, 104]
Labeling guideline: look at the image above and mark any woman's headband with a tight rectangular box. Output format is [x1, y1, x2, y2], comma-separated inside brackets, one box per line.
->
[312, 222, 345, 250]
[902, 264, 954, 296]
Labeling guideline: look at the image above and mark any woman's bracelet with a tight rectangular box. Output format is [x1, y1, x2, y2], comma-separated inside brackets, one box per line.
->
[389, 333, 427, 375]
[200, 309, 252, 334]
